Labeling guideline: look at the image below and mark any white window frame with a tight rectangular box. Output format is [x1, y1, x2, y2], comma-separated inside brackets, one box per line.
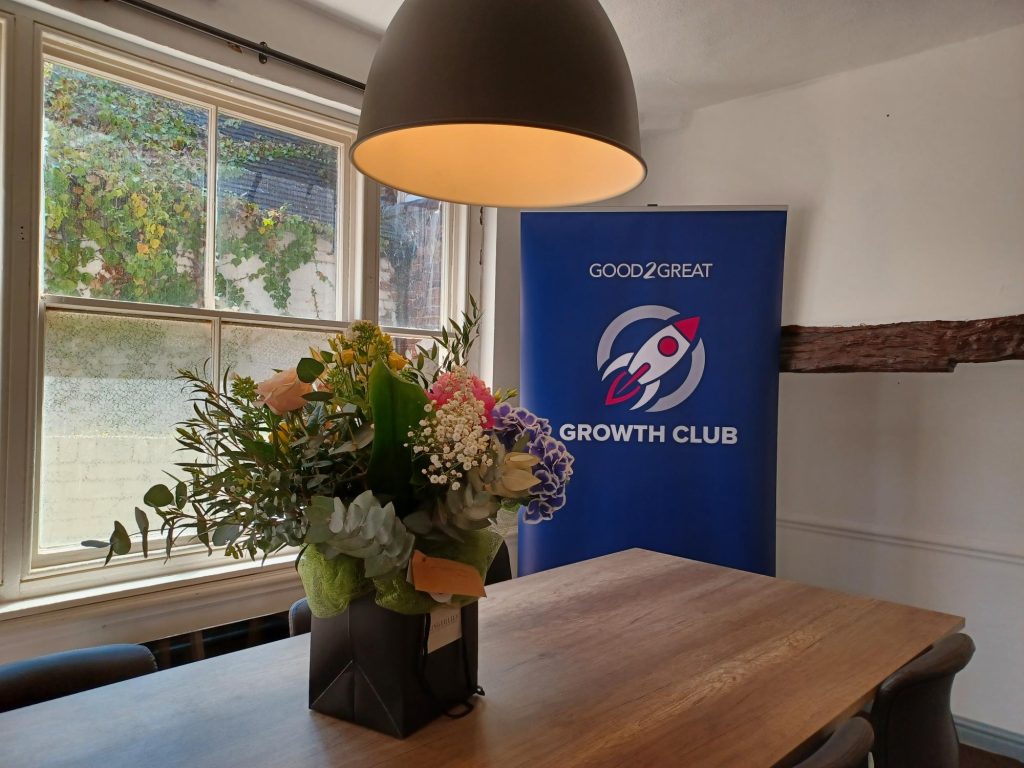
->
[0, 8, 471, 614]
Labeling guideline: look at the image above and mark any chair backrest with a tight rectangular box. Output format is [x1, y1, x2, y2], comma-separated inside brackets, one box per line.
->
[794, 718, 874, 768]
[289, 597, 313, 637]
[0, 644, 157, 713]
[288, 540, 513, 638]
[871, 632, 975, 768]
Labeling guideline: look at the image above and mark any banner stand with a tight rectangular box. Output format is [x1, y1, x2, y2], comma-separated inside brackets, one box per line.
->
[519, 207, 787, 577]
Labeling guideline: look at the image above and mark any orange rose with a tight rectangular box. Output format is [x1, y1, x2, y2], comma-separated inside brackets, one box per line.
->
[256, 369, 312, 415]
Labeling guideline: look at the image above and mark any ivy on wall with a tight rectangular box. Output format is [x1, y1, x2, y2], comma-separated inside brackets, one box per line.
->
[42, 63, 336, 317]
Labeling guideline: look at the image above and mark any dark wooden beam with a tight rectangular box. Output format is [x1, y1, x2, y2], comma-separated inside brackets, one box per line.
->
[780, 314, 1024, 373]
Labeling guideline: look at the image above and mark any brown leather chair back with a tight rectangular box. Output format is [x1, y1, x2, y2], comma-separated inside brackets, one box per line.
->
[793, 717, 873, 768]
[871, 632, 975, 768]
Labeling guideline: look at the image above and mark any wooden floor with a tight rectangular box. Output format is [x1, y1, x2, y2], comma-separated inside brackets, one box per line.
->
[962, 745, 1024, 768]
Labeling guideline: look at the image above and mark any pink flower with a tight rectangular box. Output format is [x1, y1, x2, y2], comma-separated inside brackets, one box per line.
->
[429, 369, 496, 428]
[256, 369, 312, 415]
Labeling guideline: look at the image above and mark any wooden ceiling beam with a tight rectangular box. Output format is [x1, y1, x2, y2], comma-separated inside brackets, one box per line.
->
[780, 314, 1024, 373]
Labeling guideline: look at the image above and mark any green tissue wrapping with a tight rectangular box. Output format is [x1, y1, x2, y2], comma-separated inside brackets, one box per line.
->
[373, 528, 504, 615]
[298, 529, 504, 617]
[297, 547, 372, 619]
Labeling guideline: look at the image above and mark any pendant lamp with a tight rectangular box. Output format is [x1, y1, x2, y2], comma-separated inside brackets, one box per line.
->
[351, 0, 646, 208]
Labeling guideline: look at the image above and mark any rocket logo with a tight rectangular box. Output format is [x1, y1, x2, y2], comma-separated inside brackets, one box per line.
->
[597, 305, 706, 413]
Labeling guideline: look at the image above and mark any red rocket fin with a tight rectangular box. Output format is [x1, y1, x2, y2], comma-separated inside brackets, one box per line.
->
[605, 363, 650, 406]
[674, 316, 700, 342]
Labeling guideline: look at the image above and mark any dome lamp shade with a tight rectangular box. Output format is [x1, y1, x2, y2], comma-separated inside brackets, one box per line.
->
[351, 0, 646, 208]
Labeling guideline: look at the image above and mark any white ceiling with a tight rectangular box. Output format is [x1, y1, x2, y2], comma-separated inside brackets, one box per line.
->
[303, 0, 1024, 130]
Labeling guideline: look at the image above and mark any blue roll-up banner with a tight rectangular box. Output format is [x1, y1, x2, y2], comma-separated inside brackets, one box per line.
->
[518, 208, 787, 576]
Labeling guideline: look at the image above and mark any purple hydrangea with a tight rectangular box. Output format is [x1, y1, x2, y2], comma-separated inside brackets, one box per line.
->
[491, 403, 551, 451]
[491, 404, 574, 524]
[521, 434, 574, 524]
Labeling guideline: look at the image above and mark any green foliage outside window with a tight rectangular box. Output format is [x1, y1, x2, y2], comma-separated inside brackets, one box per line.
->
[42, 62, 337, 317]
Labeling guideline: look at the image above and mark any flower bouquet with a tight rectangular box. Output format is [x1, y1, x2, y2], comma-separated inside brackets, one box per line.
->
[88, 299, 573, 736]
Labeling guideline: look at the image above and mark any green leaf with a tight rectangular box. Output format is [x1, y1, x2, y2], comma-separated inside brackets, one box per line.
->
[110, 520, 132, 556]
[366, 361, 428, 512]
[82, 539, 110, 548]
[134, 507, 150, 558]
[240, 437, 276, 462]
[144, 483, 174, 508]
[212, 524, 240, 547]
[174, 482, 187, 510]
[402, 510, 433, 535]
[296, 357, 325, 384]
[195, 511, 211, 550]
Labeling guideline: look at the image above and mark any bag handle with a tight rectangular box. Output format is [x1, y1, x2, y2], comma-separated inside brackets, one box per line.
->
[417, 610, 485, 719]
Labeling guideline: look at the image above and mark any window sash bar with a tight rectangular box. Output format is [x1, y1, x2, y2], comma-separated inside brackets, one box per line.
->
[41, 294, 351, 334]
[41, 295, 440, 343]
[204, 104, 217, 311]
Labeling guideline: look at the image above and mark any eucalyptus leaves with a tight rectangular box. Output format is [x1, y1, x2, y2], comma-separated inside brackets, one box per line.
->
[305, 492, 415, 578]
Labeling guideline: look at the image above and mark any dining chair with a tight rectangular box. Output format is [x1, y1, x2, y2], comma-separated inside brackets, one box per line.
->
[0, 644, 158, 713]
[288, 540, 515, 637]
[793, 717, 873, 768]
[869, 632, 975, 768]
[289, 596, 313, 637]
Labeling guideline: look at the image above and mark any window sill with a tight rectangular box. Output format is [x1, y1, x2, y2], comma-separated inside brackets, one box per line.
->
[0, 557, 304, 665]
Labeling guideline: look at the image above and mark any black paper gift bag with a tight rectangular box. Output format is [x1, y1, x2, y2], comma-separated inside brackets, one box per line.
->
[308, 594, 480, 738]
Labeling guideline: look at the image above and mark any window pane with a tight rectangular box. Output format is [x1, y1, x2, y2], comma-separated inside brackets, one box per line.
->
[42, 62, 209, 307]
[38, 311, 212, 553]
[378, 187, 446, 331]
[216, 116, 338, 320]
[220, 324, 334, 382]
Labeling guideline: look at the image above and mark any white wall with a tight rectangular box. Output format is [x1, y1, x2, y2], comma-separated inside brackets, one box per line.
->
[629, 23, 1024, 327]
[630, 24, 1024, 735]
[777, 363, 1024, 737]
[490, 24, 1024, 735]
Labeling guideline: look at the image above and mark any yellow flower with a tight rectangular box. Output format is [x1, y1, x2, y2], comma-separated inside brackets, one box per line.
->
[388, 351, 408, 371]
[340, 349, 356, 366]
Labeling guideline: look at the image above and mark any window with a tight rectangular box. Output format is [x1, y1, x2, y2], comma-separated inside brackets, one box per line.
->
[0, 28, 466, 598]
[215, 115, 340, 320]
[374, 185, 466, 361]
[41, 61, 210, 308]
[378, 187, 445, 330]
[34, 45, 355, 574]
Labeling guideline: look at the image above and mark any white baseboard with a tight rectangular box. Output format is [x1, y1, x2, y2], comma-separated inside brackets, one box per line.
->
[957, 716, 1024, 761]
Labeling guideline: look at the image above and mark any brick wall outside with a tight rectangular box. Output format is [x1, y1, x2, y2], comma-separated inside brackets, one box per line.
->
[38, 435, 180, 551]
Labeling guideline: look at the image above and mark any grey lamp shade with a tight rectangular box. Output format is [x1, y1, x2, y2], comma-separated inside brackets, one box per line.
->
[351, 0, 646, 208]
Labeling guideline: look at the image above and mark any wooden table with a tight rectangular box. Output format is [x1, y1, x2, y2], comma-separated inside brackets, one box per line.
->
[0, 549, 963, 768]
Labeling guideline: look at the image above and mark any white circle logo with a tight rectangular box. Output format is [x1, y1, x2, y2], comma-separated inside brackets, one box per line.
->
[596, 305, 706, 413]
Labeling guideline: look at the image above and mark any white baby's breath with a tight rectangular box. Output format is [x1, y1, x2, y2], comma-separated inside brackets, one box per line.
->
[409, 367, 493, 487]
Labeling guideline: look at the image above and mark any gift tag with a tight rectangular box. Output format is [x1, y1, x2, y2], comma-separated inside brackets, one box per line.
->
[410, 551, 487, 597]
[427, 605, 462, 654]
